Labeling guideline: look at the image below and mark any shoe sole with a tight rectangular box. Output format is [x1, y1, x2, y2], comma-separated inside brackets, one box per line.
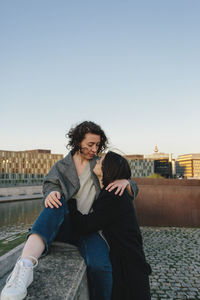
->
[0, 290, 27, 300]
[0, 278, 33, 300]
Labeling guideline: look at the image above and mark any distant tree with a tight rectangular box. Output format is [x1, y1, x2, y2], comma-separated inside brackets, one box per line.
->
[147, 173, 164, 179]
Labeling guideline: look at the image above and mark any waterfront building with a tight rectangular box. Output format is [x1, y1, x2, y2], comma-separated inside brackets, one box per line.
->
[0, 149, 63, 187]
[176, 154, 200, 179]
[128, 158, 155, 178]
[144, 145, 175, 178]
[144, 145, 173, 161]
[125, 146, 175, 178]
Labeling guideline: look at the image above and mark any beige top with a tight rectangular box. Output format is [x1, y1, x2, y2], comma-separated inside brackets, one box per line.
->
[74, 162, 96, 214]
[74, 162, 110, 249]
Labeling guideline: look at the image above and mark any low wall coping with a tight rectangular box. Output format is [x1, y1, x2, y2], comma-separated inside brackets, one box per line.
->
[133, 178, 200, 186]
[0, 242, 89, 300]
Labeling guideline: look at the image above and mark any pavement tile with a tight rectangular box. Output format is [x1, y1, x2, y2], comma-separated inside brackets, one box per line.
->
[141, 227, 200, 300]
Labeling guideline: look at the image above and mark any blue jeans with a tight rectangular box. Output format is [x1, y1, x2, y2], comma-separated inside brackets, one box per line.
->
[28, 197, 112, 300]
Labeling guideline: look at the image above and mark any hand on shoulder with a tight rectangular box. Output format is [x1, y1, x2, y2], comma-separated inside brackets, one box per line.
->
[105, 179, 129, 196]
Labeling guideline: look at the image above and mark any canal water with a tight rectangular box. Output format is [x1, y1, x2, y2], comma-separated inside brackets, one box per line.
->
[0, 199, 43, 240]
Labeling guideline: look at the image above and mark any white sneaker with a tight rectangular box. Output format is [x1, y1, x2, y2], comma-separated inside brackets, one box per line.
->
[1, 256, 38, 300]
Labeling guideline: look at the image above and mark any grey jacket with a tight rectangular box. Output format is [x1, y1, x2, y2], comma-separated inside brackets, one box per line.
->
[43, 151, 101, 204]
[43, 151, 139, 204]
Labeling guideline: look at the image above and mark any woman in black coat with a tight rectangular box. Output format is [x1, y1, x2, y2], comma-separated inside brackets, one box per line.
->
[68, 151, 151, 300]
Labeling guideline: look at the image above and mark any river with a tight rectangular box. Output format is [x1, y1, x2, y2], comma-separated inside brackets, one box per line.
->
[0, 199, 43, 240]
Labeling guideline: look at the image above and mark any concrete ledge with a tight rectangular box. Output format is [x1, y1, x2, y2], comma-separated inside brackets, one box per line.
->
[0, 242, 89, 300]
[0, 186, 42, 202]
[0, 194, 42, 203]
[0, 243, 25, 278]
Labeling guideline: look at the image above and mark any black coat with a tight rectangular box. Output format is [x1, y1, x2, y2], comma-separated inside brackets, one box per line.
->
[68, 187, 151, 300]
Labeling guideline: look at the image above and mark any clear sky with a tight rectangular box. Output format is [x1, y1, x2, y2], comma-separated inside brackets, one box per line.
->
[1, 0, 200, 158]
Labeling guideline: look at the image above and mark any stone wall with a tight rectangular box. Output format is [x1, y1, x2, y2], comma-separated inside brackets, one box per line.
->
[133, 178, 200, 227]
[1, 179, 200, 227]
[0, 186, 42, 202]
[0, 185, 42, 197]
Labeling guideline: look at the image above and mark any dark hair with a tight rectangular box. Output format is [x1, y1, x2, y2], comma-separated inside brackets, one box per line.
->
[66, 121, 108, 154]
[102, 151, 131, 186]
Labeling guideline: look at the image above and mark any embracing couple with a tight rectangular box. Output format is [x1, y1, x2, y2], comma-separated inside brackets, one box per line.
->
[1, 121, 151, 300]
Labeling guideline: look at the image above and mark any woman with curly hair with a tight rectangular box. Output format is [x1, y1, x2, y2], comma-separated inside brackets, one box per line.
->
[1, 121, 137, 300]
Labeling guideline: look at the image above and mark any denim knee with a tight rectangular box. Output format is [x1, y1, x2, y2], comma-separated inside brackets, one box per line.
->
[27, 196, 68, 256]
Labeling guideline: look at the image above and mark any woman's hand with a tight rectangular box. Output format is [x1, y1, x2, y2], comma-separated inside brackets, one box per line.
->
[105, 179, 129, 196]
[44, 191, 62, 208]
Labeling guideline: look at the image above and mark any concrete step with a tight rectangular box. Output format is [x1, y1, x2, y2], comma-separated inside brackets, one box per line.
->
[0, 242, 89, 300]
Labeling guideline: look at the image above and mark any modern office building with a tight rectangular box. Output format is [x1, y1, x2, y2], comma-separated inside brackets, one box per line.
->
[125, 146, 175, 178]
[144, 145, 173, 161]
[176, 154, 200, 179]
[128, 159, 154, 178]
[144, 145, 175, 178]
[0, 149, 63, 186]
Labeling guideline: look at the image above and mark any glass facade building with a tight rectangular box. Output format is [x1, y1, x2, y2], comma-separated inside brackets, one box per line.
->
[176, 154, 200, 179]
[128, 159, 155, 178]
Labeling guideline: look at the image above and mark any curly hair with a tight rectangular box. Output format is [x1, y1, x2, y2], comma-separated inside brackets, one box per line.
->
[66, 121, 108, 154]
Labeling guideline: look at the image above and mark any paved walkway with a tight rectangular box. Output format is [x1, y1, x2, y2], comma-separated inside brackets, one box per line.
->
[0, 227, 199, 299]
[142, 227, 200, 300]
